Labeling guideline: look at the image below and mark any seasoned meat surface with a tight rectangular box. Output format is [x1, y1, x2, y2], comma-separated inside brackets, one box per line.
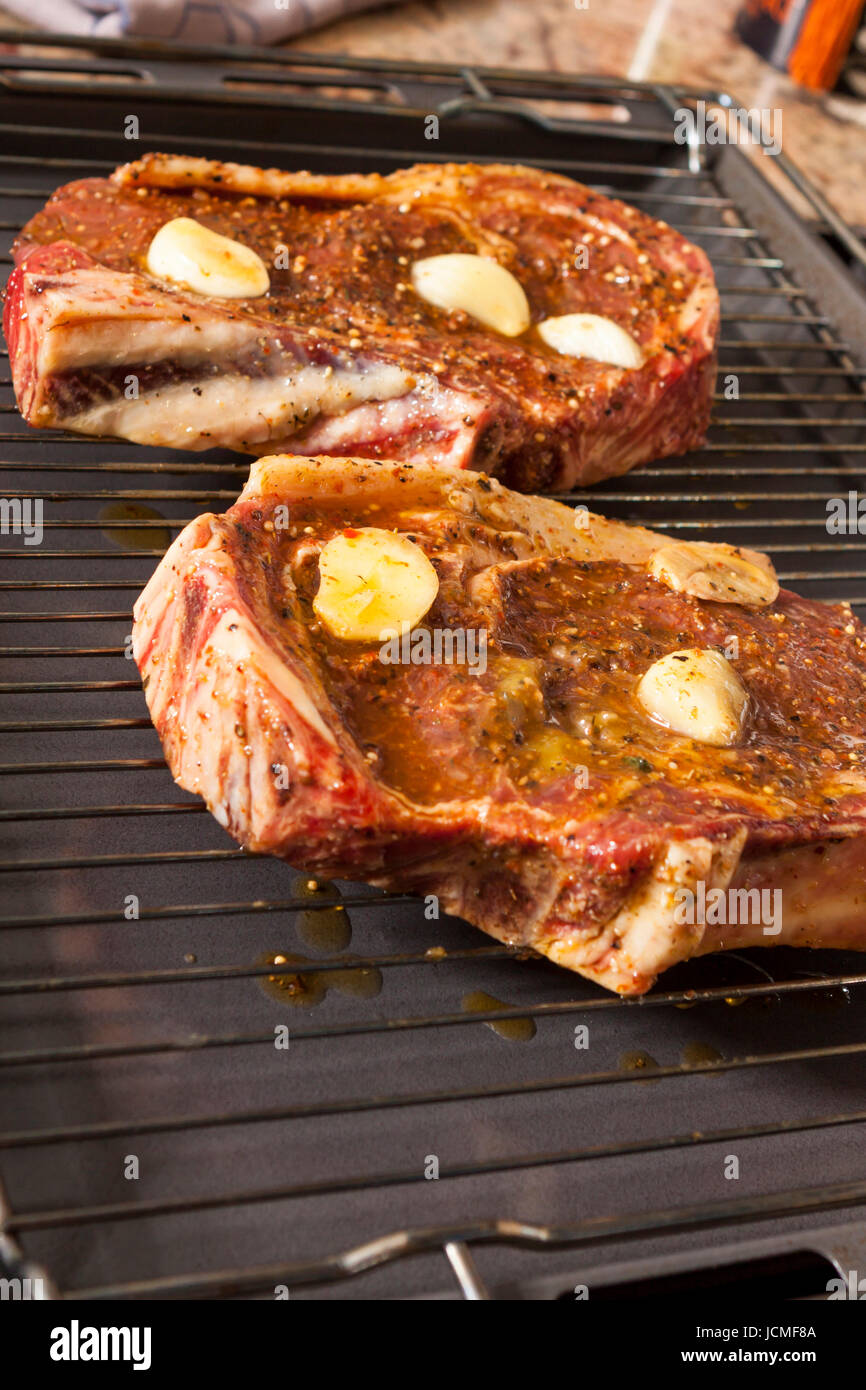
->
[132, 455, 866, 994]
[5, 155, 718, 490]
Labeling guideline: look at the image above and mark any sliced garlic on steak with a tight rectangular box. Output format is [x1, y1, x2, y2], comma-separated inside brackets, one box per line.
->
[410, 254, 530, 336]
[637, 649, 747, 748]
[313, 527, 439, 642]
[146, 217, 269, 299]
[537, 313, 644, 368]
[648, 541, 779, 607]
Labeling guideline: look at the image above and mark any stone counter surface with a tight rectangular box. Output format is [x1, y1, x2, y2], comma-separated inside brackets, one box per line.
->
[287, 0, 864, 230]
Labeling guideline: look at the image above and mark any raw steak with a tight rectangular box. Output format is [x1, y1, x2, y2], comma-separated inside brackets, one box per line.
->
[4, 154, 718, 491]
[132, 455, 866, 995]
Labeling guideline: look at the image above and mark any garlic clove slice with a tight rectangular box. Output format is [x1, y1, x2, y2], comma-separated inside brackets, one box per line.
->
[411, 253, 530, 337]
[537, 313, 644, 368]
[313, 527, 439, 642]
[636, 648, 748, 747]
[146, 217, 270, 299]
[648, 541, 779, 607]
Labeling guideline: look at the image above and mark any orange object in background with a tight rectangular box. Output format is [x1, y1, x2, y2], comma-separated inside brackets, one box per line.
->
[735, 0, 864, 91]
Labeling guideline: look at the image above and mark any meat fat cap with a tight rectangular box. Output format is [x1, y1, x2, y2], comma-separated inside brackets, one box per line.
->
[239, 452, 776, 579]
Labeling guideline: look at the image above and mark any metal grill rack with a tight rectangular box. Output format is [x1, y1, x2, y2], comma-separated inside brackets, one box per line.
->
[1, 34, 866, 1301]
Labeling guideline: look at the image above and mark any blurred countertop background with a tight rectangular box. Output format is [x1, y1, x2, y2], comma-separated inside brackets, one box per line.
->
[0, 0, 863, 226]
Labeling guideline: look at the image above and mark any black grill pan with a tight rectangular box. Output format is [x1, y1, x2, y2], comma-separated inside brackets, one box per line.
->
[1, 34, 865, 1301]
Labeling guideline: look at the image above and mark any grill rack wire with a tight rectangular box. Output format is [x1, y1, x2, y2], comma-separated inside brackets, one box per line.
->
[1, 34, 866, 1301]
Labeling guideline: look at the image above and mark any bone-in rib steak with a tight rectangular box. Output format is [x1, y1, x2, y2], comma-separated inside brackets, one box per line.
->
[4, 155, 718, 491]
[132, 455, 866, 995]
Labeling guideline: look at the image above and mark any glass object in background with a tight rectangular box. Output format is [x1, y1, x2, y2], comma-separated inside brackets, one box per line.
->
[735, 0, 865, 91]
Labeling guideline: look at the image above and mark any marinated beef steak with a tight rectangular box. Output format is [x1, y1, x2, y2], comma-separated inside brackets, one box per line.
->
[132, 455, 866, 995]
[5, 155, 718, 491]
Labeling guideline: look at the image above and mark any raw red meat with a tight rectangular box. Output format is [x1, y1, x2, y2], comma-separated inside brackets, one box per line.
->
[4, 154, 718, 490]
[132, 454, 866, 994]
